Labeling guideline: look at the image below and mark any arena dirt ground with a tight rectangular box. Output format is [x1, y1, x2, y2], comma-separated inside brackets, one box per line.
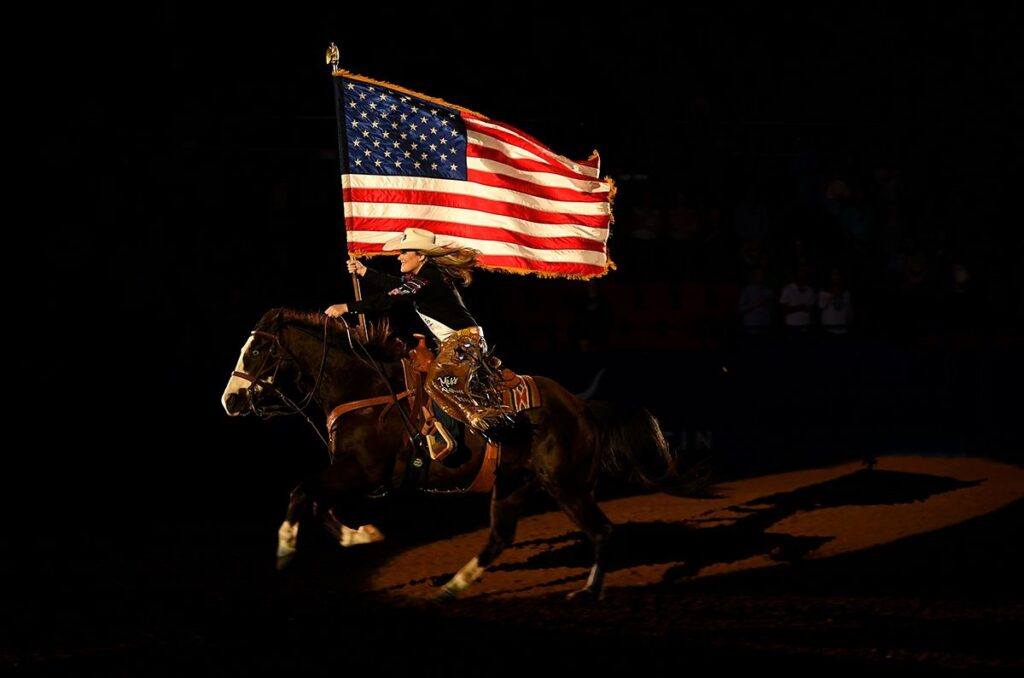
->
[7, 455, 1023, 675]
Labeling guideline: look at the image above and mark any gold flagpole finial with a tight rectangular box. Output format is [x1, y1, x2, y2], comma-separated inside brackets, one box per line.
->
[326, 43, 341, 74]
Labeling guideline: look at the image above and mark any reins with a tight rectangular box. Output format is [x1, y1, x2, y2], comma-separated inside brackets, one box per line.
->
[233, 311, 423, 470]
[231, 312, 333, 458]
[330, 314, 423, 451]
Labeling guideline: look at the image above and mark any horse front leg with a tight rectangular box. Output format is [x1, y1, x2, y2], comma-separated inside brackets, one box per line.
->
[438, 473, 535, 599]
[275, 455, 380, 570]
[321, 507, 385, 548]
[276, 483, 308, 570]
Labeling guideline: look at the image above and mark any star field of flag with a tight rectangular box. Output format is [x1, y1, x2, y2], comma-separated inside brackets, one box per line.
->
[342, 78, 468, 180]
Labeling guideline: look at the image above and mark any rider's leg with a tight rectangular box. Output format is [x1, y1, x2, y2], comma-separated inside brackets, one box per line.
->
[425, 337, 495, 430]
[425, 333, 516, 433]
[424, 334, 465, 418]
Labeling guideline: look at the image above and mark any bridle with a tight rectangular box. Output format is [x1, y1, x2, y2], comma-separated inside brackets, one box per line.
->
[231, 311, 333, 454]
[231, 311, 424, 468]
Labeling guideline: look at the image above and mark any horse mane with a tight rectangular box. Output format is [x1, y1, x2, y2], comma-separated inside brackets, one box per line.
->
[256, 307, 408, 362]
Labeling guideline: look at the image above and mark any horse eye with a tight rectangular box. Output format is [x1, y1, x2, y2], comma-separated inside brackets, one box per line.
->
[252, 349, 261, 357]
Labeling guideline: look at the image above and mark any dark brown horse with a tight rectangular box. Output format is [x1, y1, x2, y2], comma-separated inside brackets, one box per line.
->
[222, 308, 676, 601]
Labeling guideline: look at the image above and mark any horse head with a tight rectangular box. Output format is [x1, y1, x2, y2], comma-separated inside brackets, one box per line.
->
[221, 308, 407, 419]
[221, 308, 297, 417]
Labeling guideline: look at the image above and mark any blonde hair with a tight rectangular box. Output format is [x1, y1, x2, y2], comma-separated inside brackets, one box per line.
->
[418, 244, 481, 286]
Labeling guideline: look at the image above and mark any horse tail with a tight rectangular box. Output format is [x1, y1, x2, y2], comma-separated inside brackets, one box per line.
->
[586, 400, 678, 488]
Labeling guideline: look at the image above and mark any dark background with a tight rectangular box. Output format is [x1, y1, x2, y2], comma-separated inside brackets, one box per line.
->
[15, 3, 1023, 674]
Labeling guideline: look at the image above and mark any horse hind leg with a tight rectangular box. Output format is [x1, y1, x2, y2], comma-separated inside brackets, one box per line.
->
[553, 488, 613, 602]
[439, 475, 534, 599]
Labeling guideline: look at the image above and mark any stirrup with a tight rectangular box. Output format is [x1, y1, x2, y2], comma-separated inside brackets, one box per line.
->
[420, 406, 455, 461]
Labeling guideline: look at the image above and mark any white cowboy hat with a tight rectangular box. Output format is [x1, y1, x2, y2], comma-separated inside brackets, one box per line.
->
[382, 227, 439, 252]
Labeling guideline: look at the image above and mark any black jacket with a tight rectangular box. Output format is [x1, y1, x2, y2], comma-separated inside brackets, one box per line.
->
[346, 260, 479, 338]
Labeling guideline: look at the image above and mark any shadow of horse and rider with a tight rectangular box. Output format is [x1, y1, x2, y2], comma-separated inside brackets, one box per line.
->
[438, 468, 981, 593]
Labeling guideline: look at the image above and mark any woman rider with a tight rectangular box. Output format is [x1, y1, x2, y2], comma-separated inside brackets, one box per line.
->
[324, 227, 516, 438]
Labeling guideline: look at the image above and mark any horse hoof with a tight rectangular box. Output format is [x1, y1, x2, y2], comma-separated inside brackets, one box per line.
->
[340, 524, 385, 548]
[433, 586, 459, 603]
[566, 587, 603, 603]
[275, 552, 296, 571]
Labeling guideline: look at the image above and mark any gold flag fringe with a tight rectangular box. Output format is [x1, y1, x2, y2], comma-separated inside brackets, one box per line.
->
[348, 250, 617, 280]
[605, 175, 618, 224]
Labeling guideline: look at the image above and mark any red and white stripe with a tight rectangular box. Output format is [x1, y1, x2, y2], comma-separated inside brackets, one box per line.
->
[344, 111, 613, 278]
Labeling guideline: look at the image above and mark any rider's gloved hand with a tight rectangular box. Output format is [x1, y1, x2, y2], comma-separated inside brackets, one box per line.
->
[346, 258, 367, 276]
[325, 303, 349, 317]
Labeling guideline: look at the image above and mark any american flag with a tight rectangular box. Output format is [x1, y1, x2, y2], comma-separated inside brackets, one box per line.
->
[334, 71, 615, 279]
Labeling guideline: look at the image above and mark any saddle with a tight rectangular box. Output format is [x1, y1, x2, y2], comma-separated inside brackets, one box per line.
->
[403, 334, 541, 492]
[326, 334, 541, 494]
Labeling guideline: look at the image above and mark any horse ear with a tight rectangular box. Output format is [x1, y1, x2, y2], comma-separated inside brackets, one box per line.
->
[257, 307, 287, 331]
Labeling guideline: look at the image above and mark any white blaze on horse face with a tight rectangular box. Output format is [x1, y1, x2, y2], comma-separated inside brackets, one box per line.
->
[221, 335, 255, 415]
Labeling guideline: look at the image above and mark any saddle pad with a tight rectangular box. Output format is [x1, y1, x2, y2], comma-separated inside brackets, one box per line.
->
[500, 371, 542, 412]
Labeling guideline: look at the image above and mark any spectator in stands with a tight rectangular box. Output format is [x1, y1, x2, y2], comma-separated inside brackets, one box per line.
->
[667, 192, 701, 281]
[667, 192, 700, 242]
[780, 264, 816, 334]
[783, 237, 811, 278]
[625, 188, 666, 280]
[738, 267, 774, 336]
[824, 176, 852, 203]
[569, 281, 612, 353]
[700, 206, 734, 282]
[733, 184, 771, 246]
[739, 238, 769, 273]
[897, 250, 934, 338]
[735, 185, 771, 273]
[944, 262, 983, 335]
[872, 164, 901, 207]
[819, 267, 853, 336]
[628, 189, 664, 241]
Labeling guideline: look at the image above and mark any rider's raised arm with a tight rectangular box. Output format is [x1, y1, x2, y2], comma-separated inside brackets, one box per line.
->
[343, 264, 403, 314]
[346, 268, 431, 314]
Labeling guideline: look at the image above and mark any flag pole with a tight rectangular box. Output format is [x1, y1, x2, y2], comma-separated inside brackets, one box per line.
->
[326, 42, 367, 337]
